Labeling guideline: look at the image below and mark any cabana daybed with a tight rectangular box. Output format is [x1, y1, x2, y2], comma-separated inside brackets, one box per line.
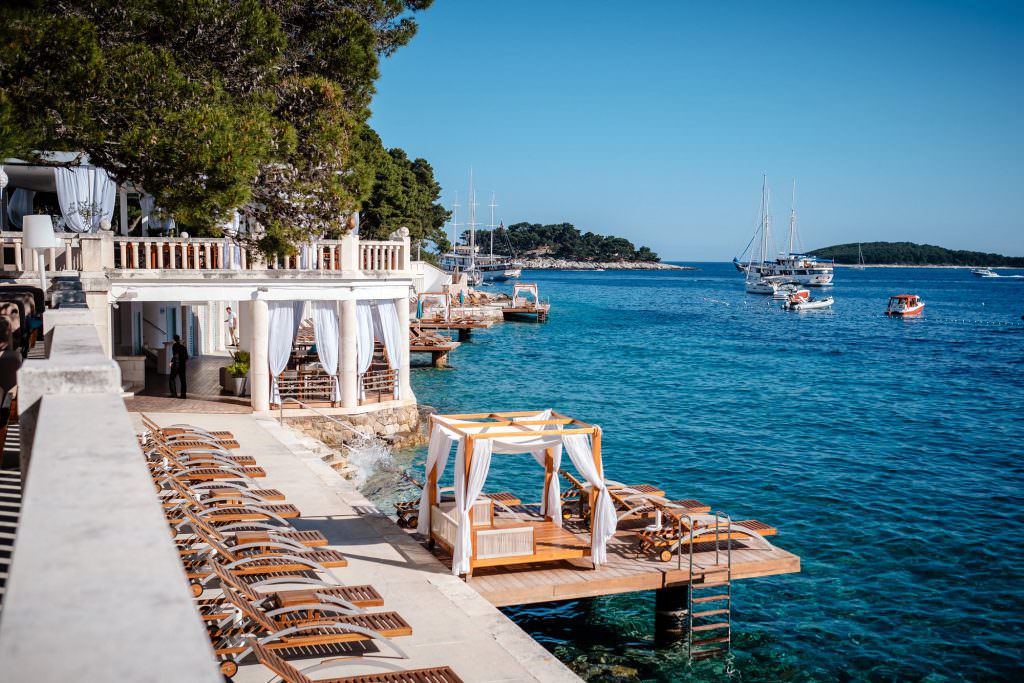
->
[416, 410, 618, 577]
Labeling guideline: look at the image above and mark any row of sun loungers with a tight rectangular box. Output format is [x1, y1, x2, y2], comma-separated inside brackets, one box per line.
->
[140, 414, 464, 683]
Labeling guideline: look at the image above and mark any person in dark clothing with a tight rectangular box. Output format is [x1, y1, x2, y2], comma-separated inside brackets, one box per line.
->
[169, 335, 189, 399]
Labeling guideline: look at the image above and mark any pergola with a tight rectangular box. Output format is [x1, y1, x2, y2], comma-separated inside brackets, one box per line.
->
[416, 409, 618, 577]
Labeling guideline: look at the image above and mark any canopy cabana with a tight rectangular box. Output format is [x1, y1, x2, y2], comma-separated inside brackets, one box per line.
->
[416, 409, 617, 577]
[511, 283, 538, 307]
[415, 291, 450, 321]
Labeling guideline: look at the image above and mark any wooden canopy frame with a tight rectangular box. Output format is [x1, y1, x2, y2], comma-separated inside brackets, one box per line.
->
[426, 410, 602, 526]
[511, 283, 539, 304]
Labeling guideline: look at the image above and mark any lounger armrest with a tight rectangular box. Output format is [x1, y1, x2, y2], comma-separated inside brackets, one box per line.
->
[248, 576, 337, 590]
[217, 521, 289, 533]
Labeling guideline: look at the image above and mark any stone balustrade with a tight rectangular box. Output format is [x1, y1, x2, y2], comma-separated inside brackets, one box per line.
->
[1, 230, 409, 277]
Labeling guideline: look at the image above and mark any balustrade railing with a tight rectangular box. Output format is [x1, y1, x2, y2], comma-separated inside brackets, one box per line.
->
[358, 240, 404, 272]
[1, 232, 81, 272]
[360, 367, 399, 403]
[0, 232, 407, 276]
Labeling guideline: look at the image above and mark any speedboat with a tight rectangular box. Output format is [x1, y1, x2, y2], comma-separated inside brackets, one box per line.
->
[745, 276, 778, 295]
[971, 268, 998, 278]
[886, 295, 925, 316]
[784, 293, 833, 310]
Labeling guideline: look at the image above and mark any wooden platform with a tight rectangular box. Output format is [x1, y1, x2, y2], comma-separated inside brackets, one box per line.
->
[418, 517, 800, 607]
[416, 319, 494, 330]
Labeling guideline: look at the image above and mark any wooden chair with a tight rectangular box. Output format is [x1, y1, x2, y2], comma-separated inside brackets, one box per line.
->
[244, 637, 463, 683]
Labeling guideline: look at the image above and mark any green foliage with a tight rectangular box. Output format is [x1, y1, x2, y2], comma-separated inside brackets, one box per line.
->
[359, 127, 451, 254]
[226, 350, 251, 378]
[468, 222, 660, 262]
[0, 0, 433, 255]
[811, 242, 1024, 267]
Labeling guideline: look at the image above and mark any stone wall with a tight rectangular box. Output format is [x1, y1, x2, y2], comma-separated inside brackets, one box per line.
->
[284, 403, 427, 451]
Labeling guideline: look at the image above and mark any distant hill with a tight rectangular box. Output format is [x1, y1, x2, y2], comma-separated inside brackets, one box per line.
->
[810, 242, 1024, 267]
[461, 222, 660, 263]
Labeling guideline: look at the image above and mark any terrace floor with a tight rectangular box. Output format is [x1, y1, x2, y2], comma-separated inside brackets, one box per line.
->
[134, 412, 578, 683]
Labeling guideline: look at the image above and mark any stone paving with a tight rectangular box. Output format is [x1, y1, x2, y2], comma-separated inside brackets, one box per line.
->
[125, 355, 251, 414]
[136, 412, 580, 683]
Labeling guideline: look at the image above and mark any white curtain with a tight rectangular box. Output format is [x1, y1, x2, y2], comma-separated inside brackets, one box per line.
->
[267, 301, 297, 404]
[7, 189, 36, 229]
[139, 193, 156, 235]
[453, 438, 493, 576]
[373, 300, 402, 398]
[518, 409, 563, 526]
[563, 431, 617, 566]
[53, 167, 116, 232]
[311, 301, 340, 402]
[416, 425, 458, 535]
[355, 301, 376, 398]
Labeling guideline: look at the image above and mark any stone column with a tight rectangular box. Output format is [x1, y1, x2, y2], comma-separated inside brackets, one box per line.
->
[394, 294, 412, 400]
[237, 299, 253, 353]
[250, 298, 270, 412]
[339, 298, 358, 409]
[85, 291, 113, 357]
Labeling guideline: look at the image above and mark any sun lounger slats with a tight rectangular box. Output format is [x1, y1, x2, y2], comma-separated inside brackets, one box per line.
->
[273, 584, 385, 608]
[328, 667, 464, 683]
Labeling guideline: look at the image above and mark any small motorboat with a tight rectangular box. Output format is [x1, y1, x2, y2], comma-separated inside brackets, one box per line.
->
[971, 268, 998, 277]
[784, 294, 833, 310]
[886, 294, 925, 316]
[773, 282, 807, 300]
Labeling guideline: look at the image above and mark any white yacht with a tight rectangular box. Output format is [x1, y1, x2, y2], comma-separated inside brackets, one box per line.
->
[971, 268, 998, 278]
[735, 180, 835, 286]
[439, 178, 521, 285]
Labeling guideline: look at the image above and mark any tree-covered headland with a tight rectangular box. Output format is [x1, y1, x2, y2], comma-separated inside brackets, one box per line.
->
[811, 242, 1024, 267]
[464, 222, 660, 263]
[0, 0, 447, 256]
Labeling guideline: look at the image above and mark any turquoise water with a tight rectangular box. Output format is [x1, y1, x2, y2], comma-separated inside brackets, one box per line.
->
[368, 264, 1024, 682]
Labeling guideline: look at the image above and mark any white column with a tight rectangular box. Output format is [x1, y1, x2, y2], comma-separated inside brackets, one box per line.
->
[395, 294, 412, 400]
[339, 298, 358, 409]
[237, 299, 253, 353]
[250, 298, 270, 412]
[118, 186, 130, 235]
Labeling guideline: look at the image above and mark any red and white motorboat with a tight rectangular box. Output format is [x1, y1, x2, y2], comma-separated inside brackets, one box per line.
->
[886, 295, 925, 316]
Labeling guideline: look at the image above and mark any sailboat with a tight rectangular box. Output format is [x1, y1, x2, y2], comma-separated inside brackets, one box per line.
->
[745, 176, 781, 294]
[476, 193, 523, 282]
[439, 171, 482, 286]
[734, 180, 835, 286]
[852, 244, 866, 270]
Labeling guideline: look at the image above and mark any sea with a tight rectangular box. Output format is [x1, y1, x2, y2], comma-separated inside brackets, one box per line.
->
[361, 263, 1024, 682]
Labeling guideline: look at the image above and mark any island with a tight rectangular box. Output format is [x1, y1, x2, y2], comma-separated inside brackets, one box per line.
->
[811, 242, 1024, 267]
[469, 222, 692, 270]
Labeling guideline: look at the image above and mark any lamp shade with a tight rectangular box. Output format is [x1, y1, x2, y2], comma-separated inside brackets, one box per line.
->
[23, 215, 58, 249]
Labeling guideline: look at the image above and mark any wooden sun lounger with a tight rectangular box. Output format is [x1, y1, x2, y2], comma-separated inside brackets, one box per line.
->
[176, 507, 328, 552]
[160, 437, 242, 451]
[210, 586, 412, 667]
[195, 562, 385, 624]
[248, 638, 463, 683]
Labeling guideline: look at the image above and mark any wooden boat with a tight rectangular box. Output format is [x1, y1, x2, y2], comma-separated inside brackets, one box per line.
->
[886, 294, 925, 316]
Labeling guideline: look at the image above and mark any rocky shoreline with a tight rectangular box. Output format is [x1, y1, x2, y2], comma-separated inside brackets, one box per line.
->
[520, 258, 693, 271]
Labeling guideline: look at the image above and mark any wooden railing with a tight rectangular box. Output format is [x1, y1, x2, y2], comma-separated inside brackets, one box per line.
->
[0, 232, 81, 272]
[360, 367, 399, 403]
[272, 372, 336, 406]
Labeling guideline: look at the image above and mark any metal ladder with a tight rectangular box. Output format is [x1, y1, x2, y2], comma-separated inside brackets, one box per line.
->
[680, 511, 733, 661]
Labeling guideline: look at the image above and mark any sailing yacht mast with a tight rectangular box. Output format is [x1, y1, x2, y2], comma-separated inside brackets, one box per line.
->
[488, 192, 498, 259]
[748, 175, 769, 277]
[467, 168, 478, 271]
[788, 179, 797, 255]
[450, 191, 460, 247]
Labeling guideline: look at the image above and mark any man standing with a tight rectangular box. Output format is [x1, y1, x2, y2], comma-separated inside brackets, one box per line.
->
[225, 306, 238, 346]
[169, 334, 189, 399]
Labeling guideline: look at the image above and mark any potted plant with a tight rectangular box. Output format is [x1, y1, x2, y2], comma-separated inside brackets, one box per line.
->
[224, 350, 250, 396]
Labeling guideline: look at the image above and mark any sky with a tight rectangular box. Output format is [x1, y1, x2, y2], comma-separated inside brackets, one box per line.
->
[369, 0, 1024, 261]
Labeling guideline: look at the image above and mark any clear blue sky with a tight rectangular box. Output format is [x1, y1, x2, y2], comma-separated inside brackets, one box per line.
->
[370, 1, 1023, 261]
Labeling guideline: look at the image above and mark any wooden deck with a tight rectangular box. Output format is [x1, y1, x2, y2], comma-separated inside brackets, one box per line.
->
[418, 518, 800, 607]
